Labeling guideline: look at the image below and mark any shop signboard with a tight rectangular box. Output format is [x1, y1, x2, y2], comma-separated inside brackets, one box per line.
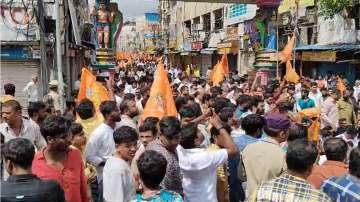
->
[217, 41, 239, 54]
[302, 51, 336, 62]
[1, 47, 30, 60]
[183, 42, 192, 51]
[226, 27, 239, 41]
[192, 42, 203, 51]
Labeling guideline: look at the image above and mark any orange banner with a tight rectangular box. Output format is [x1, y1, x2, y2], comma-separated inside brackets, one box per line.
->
[142, 63, 177, 120]
[78, 68, 109, 110]
[284, 61, 300, 84]
[280, 34, 295, 63]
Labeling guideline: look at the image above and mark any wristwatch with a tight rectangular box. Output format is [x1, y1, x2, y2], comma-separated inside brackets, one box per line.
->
[99, 160, 106, 167]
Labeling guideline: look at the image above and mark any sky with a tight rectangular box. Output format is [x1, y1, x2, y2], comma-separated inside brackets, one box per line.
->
[117, 0, 159, 21]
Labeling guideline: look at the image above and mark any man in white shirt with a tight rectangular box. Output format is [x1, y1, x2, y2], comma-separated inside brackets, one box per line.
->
[103, 126, 137, 202]
[85, 100, 121, 202]
[309, 83, 323, 107]
[114, 85, 124, 108]
[23, 74, 39, 104]
[337, 126, 359, 149]
[43, 80, 61, 115]
[0, 100, 46, 151]
[176, 117, 238, 202]
[74, 74, 81, 91]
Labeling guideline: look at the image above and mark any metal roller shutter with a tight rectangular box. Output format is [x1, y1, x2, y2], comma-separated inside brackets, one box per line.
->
[1, 61, 40, 114]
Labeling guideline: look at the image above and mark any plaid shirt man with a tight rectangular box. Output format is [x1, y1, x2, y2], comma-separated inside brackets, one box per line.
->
[249, 173, 331, 202]
[321, 174, 360, 202]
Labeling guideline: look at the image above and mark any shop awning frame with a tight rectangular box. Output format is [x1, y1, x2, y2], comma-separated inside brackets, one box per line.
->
[295, 44, 360, 51]
[200, 48, 217, 54]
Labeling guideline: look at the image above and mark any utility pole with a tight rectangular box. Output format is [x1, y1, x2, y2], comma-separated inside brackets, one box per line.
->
[55, 0, 65, 113]
[64, 0, 71, 97]
[37, 0, 48, 95]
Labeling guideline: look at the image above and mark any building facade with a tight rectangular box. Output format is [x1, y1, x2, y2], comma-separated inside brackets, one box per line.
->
[163, 0, 360, 82]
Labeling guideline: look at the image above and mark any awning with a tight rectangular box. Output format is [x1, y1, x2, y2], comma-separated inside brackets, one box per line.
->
[200, 48, 217, 54]
[295, 44, 360, 51]
[181, 51, 190, 56]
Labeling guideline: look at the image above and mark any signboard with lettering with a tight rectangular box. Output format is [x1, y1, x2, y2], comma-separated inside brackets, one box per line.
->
[226, 27, 239, 41]
[183, 42, 192, 51]
[302, 51, 336, 62]
[191, 42, 203, 51]
[1, 47, 30, 60]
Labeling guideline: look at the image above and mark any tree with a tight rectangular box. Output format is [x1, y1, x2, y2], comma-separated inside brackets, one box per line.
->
[319, 0, 353, 19]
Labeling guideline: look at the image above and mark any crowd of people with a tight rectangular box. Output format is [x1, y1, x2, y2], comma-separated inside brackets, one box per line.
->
[1, 57, 360, 202]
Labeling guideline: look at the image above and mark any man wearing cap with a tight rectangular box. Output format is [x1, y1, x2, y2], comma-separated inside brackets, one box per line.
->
[44, 80, 60, 115]
[242, 112, 291, 197]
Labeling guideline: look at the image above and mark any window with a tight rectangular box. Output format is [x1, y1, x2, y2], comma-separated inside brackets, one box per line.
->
[203, 13, 211, 32]
[214, 9, 223, 30]
[228, 4, 247, 19]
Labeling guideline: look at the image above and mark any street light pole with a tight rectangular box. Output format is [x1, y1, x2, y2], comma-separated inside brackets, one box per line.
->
[55, 0, 65, 113]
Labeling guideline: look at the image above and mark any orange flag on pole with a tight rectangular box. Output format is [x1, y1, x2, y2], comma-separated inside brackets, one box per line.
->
[298, 107, 321, 141]
[142, 62, 177, 120]
[280, 33, 296, 63]
[78, 68, 109, 110]
[211, 62, 225, 86]
[284, 61, 300, 84]
[219, 53, 229, 74]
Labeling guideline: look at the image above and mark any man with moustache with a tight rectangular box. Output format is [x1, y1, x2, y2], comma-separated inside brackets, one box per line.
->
[337, 88, 357, 126]
[116, 98, 139, 130]
[146, 116, 183, 195]
[28, 101, 48, 126]
[0, 100, 46, 151]
[32, 115, 89, 202]
[85, 100, 121, 202]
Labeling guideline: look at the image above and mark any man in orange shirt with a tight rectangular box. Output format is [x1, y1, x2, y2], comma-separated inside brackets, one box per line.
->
[308, 137, 348, 189]
[32, 115, 89, 202]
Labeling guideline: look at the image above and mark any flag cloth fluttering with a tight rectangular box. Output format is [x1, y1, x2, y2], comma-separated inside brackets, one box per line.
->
[211, 53, 229, 86]
[78, 68, 110, 110]
[142, 62, 177, 120]
[298, 107, 321, 141]
[219, 52, 229, 74]
[284, 61, 300, 84]
[280, 33, 296, 64]
[281, 33, 300, 84]
[211, 63, 225, 86]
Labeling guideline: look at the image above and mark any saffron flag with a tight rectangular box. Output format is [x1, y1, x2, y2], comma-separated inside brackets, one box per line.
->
[284, 61, 300, 84]
[336, 77, 346, 95]
[211, 62, 225, 86]
[280, 33, 295, 63]
[219, 53, 229, 74]
[142, 63, 177, 120]
[298, 107, 321, 141]
[78, 68, 109, 110]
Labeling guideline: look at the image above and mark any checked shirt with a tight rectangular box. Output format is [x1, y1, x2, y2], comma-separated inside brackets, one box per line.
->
[249, 173, 331, 202]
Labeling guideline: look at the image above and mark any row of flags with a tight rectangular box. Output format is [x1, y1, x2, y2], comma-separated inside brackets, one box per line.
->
[77, 62, 177, 121]
[280, 34, 320, 141]
[79, 34, 346, 142]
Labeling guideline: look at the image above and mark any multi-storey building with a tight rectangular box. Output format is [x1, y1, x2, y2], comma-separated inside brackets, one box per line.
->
[164, 0, 360, 84]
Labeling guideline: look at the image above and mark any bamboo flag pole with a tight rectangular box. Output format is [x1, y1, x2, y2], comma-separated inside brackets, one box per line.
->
[276, 9, 279, 79]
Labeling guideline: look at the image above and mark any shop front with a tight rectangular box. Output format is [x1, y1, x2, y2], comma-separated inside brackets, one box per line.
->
[217, 40, 239, 72]
[1, 45, 41, 111]
[296, 44, 360, 85]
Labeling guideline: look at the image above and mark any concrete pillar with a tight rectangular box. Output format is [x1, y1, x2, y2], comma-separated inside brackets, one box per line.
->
[210, 11, 215, 31]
